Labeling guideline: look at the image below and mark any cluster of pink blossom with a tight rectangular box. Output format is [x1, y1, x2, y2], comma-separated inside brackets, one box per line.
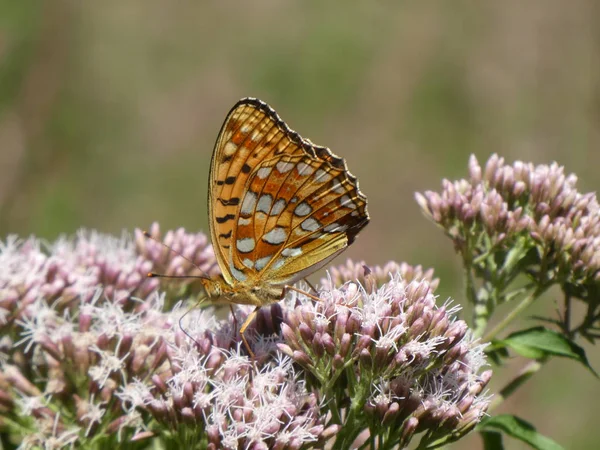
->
[277, 275, 491, 447]
[0, 231, 158, 329]
[134, 223, 219, 279]
[1, 288, 330, 448]
[0, 226, 491, 448]
[416, 154, 600, 299]
[322, 258, 439, 292]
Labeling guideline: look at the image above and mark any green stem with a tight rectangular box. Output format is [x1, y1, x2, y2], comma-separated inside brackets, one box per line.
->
[357, 438, 373, 450]
[503, 285, 534, 303]
[464, 263, 477, 307]
[488, 359, 545, 411]
[465, 264, 488, 339]
[483, 287, 541, 342]
[563, 293, 572, 337]
[328, 394, 342, 424]
[323, 358, 355, 393]
[332, 380, 369, 450]
[472, 246, 495, 265]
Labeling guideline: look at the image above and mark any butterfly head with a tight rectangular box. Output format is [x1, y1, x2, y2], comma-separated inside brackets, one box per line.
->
[199, 276, 225, 299]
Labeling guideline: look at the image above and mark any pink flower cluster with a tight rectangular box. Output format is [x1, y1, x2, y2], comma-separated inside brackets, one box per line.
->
[417, 154, 600, 295]
[322, 258, 439, 292]
[0, 225, 491, 448]
[278, 274, 491, 447]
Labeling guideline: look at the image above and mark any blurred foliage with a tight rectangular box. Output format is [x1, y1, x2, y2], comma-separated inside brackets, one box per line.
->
[0, 1, 599, 448]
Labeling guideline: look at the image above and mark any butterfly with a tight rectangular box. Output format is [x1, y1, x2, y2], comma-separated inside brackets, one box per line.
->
[200, 98, 369, 355]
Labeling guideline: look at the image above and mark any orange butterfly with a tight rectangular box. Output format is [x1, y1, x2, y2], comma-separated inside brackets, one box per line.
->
[200, 98, 369, 355]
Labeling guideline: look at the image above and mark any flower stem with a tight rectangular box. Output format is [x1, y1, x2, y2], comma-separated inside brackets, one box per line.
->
[329, 393, 342, 424]
[563, 293, 572, 337]
[489, 359, 544, 411]
[483, 287, 540, 342]
[332, 380, 369, 450]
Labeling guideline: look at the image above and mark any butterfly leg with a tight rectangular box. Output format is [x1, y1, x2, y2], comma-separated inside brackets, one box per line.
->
[239, 306, 260, 358]
[301, 278, 319, 296]
[282, 285, 322, 303]
[230, 304, 238, 335]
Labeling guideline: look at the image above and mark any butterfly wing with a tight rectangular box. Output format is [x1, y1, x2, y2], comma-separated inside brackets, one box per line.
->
[237, 151, 369, 285]
[209, 98, 369, 288]
[208, 98, 308, 285]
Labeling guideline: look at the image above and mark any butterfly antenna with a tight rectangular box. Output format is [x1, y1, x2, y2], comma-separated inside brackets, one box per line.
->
[147, 273, 207, 280]
[142, 230, 210, 280]
[142, 231, 214, 348]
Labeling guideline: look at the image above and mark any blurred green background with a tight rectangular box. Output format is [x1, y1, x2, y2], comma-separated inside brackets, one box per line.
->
[1, 1, 598, 448]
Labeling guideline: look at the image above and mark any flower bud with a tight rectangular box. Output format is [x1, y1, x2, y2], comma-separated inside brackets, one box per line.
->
[131, 345, 151, 374]
[280, 323, 300, 348]
[339, 333, 352, 358]
[374, 344, 392, 367]
[107, 415, 131, 434]
[378, 401, 397, 424]
[181, 407, 196, 425]
[40, 338, 62, 362]
[353, 335, 372, 355]
[334, 309, 349, 341]
[321, 332, 336, 356]
[131, 431, 155, 442]
[118, 334, 133, 357]
[5, 366, 41, 397]
[299, 323, 314, 345]
[446, 320, 467, 345]
[320, 424, 342, 440]
[332, 354, 345, 370]
[359, 348, 372, 367]
[276, 343, 294, 358]
[311, 333, 325, 358]
[375, 398, 388, 418]
[469, 370, 493, 395]
[150, 339, 169, 371]
[399, 417, 419, 447]
[152, 374, 168, 394]
[408, 318, 426, 338]
[346, 313, 361, 335]
[292, 350, 313, 368]
[468, 154, 482, 184]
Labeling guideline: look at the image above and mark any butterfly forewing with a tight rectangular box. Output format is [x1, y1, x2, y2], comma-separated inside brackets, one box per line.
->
[209, 101, 306, 283]
[209, 98, 369, 292]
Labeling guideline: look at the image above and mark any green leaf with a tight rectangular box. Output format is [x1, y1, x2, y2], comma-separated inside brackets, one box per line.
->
[478, 415, 564, 450]
[480, 430, 504, 450]
[484, 345, 510, 366]
[498, 326, 598, 377]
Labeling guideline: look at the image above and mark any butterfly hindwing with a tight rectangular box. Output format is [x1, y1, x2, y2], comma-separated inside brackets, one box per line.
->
[256, 160, 368, 284]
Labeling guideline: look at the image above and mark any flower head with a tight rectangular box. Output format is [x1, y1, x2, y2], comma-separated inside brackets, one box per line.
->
[135, 223, 219, 278]
[416, 154, 600, 327]
[1, 228, 490, 449]
[278, 274, 492, 446]
[322, 259, 439, 292]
